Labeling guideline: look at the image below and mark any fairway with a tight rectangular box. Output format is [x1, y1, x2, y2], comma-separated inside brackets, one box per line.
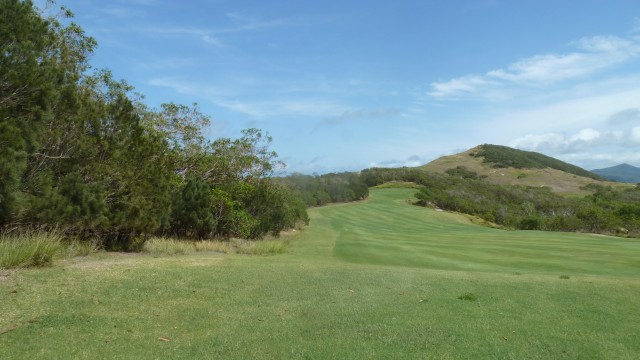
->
[327, 188, 640, 276]
[2, 188, 640, 359]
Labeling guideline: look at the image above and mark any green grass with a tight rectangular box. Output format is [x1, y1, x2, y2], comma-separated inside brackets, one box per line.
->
[328, 189, 640, 276]
[1, 188, 639, 359]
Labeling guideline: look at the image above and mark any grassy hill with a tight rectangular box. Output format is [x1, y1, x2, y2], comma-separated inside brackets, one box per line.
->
[2, 188, 639, 358]
[419, 144, 617, 195]
[592, 163, 640, 183]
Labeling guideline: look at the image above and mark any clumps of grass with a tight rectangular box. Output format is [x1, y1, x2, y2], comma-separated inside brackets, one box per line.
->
[0, 230, 63, 269]
[559, 275, 571, 279]
[194, 240, 231, 253]
[143, 237, 196, 256]
[457, 292, 478, 302]
[60, 239, 101, 258]
[234, 238, 290, 256]
[142, 237, 289, 256]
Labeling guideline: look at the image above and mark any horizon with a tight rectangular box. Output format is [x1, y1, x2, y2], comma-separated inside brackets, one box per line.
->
[46, 0, 640, 173]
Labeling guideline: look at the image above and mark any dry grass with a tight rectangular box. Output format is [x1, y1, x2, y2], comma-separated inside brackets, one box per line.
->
[143, 237, 288, 256]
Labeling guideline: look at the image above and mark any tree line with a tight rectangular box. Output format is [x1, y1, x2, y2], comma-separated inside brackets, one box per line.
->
[275, 172, 369, 207]
[0, 1, 308, 249]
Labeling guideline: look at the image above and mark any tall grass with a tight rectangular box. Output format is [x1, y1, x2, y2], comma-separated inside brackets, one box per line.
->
[143, 237, 195, 256]
[0, 230, 63, 269]
[60, 238, 102, 258]
[143, 237, 288, 256]
[235, 238, 290, 255]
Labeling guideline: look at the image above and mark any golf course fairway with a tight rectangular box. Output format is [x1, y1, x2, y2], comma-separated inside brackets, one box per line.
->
[1, 188, 639, 359]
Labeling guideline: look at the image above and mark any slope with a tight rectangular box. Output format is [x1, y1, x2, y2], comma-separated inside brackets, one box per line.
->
[592, 163, 640, 183]
[419, 144, 616, 195]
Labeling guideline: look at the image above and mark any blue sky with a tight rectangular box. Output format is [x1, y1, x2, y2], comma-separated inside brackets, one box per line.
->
[51, 0, 640, 173]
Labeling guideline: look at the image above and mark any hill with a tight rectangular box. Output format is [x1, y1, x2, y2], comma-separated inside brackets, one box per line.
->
[419, 144, 614, 195]
[592, 163, 640, 183]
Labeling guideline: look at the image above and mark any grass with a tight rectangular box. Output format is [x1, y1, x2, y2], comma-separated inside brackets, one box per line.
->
[143, 237, 289, 256]
[1, 188, 639, 359]
[0, 230, 63, 269]
[457, 292, 478, 301]
[329, 189, 640, 276]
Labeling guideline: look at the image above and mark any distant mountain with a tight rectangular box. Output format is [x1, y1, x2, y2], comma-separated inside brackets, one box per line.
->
[419, 144, 612, 195]
[591, 163, 640, 183]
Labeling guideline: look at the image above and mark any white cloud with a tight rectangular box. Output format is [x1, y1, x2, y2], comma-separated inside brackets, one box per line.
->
[478, 83, 640, 139]
[369, 154, 428, 168]
[428, 75, 490, 98]
[429, 34, 640, 99]
[509, 133, 567, 152]
[570, 128, 600, 142]
[509, 124, 640, 169]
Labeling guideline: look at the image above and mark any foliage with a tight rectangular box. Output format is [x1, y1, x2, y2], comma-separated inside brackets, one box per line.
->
[277, 172, 369, 207]
[0, 1, 308, 247]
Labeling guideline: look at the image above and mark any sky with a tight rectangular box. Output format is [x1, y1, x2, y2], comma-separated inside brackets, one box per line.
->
[48, 0, 640, 174]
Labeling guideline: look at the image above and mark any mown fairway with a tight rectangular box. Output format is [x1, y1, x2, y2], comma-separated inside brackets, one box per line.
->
[2, 188, 640, 359]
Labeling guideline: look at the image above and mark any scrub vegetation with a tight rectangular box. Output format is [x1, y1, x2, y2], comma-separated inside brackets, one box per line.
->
[0, 0, 308, 251]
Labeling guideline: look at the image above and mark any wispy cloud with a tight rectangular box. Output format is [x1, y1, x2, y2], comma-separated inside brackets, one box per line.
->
[429, 34, 640, 99]
[316, 108, 401, 127]
[149, 76, 379, 119]
[135, 13, 288, 47]
[608, 108, 640, 124]
[369, 154, 429, 168]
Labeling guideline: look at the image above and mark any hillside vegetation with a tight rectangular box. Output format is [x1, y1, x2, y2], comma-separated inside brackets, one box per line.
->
[421, 145, 618, 195]
[472, 144, 603, 180]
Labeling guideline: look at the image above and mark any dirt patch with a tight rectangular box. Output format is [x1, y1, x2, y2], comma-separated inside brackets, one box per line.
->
[0, 270, 15, 282]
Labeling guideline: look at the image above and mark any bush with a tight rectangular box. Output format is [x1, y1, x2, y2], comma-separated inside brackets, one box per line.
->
[0, 230, 63, 269]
